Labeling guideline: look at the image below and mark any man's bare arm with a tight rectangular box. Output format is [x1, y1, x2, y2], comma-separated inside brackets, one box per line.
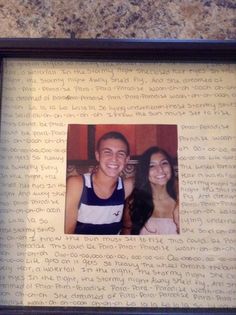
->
[121, 198, 132, 235]
[121, 177, 134, 235]
[64, 175, 83, 234]
[123, 176, 134, 199]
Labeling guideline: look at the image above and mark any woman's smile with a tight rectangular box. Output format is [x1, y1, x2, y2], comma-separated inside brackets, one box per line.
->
[149, 152, 172, 186]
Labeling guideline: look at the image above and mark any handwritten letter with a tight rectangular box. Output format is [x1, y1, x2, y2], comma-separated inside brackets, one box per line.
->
[0, 60, 236, 307]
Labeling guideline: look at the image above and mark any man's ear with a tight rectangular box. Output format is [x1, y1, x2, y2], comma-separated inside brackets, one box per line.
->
[125, 155, 130, 164]
[95, 150, 100, 162]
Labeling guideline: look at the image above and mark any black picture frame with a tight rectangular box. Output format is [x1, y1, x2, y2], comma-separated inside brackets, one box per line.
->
[0, 38, 236, 315]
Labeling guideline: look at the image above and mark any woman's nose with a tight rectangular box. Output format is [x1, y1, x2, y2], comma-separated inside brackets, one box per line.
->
[156, 165, 164, 173]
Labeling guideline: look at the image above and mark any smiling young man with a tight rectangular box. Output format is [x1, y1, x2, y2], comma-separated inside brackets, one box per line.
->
[65, 131, 133, 235]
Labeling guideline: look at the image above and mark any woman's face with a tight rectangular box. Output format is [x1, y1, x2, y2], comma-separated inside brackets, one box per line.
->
[148, 152, 172, 186]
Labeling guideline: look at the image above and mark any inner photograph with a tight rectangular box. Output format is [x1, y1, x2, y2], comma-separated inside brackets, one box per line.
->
[65, 124, 179, 236]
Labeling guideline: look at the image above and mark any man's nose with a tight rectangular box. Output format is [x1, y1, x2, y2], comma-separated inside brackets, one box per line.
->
[111, 153, 118, 161]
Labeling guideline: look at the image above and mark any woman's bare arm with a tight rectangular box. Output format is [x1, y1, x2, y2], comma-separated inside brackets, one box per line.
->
[173, 203, 180, 234]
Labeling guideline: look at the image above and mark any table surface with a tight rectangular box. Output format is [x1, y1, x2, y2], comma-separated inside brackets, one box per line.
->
[0, 0, 235, 39]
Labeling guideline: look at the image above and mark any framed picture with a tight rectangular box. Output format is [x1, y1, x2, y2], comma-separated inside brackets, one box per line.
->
[0, 38, 236, 315]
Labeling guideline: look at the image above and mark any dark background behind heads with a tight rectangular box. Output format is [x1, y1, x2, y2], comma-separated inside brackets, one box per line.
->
[67, 124, 178, 162]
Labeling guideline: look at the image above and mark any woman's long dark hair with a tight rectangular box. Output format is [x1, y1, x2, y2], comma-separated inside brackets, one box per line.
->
[129, 146, 177, 235]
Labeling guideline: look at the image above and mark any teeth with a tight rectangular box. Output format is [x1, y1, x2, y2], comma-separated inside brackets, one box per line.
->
[108, 165, 119, 169]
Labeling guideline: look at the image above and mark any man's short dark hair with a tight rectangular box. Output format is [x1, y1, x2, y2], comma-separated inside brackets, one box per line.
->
[96, 131, 130, 156]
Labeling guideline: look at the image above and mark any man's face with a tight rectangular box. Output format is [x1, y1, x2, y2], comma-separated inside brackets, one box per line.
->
[95, 138, 129, 178]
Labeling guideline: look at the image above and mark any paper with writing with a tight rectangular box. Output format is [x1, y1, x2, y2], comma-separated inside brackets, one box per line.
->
[0, 59, 236, 307]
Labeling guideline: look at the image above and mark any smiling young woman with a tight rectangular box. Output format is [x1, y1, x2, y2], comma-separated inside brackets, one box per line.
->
[122, 146, 179, 235]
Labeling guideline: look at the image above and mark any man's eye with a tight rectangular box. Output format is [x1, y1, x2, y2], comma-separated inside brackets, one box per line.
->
[103, 150, 112, 155]
[118, 152, 126, 158]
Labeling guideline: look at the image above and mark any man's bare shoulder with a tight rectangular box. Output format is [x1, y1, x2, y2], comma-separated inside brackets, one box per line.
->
[67, 175, 84, 190]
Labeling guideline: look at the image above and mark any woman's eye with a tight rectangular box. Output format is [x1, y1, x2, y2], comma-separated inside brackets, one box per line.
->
[161, 160, 169, 166]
